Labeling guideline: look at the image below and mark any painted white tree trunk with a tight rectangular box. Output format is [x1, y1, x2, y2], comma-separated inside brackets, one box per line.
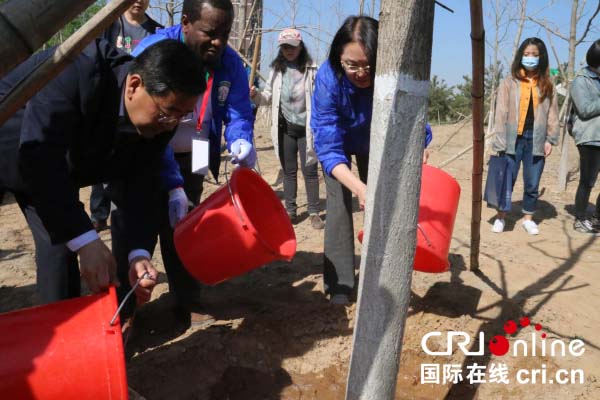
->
[345, 1, 435, 399]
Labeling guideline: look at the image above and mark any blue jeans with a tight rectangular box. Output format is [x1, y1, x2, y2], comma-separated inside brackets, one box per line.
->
[501, 130, 545, 214]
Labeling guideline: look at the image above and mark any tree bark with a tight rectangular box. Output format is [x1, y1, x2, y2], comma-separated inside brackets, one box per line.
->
[0, 0, 108, 78]
[470, 0, 485, 270]
[345, 1, 435, 399]
[0, 0, 135, 125]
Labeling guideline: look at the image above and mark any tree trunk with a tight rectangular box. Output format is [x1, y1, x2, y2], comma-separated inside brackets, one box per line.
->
[0, 0, 135, 125]
[556, 0, 579, 192]
[345, 1, 435, 399]
[470, 0, 485, 270]
[0, 0, 106, 78]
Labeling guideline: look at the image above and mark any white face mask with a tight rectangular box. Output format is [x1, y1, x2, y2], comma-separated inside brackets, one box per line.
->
[521, 56, 539, 71]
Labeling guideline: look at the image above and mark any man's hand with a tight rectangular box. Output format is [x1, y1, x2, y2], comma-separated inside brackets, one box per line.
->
[249, 85, 257, 98]
[168, 187, 189, 228]
[77, 239, 119, 293]
[128, 257, 158, 305]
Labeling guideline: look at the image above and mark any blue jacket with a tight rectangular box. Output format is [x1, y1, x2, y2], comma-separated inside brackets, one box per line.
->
[311, 61, 373, 176]
[134, 24, 254, 186]
[311, 61, 433, 176]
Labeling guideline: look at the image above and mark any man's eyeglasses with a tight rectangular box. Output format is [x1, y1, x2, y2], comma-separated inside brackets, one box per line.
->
[150, 95, 191, 125]
[341, 61, 371, 75]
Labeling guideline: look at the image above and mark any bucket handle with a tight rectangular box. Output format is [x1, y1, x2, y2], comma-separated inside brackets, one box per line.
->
[417, 223, 433, 247]
[109, 272, 151, 326]
[224, 158, 248, 229]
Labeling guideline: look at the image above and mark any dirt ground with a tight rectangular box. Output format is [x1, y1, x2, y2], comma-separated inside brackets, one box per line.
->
[1, 116, 600, 400]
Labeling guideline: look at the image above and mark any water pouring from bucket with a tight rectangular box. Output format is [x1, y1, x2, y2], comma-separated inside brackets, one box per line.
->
[357, 164, 460, 273]
[174, 167, 297, 285]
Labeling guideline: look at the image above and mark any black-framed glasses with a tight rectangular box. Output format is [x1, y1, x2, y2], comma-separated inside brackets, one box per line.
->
[341, 61, 371, 75]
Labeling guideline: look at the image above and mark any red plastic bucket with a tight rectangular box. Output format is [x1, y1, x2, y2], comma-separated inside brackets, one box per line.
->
[0, 287, 127, 399]
[358, 164, 460, 273]
[174, 167, 297, 284]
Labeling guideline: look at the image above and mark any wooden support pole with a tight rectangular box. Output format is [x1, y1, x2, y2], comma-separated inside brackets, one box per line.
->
[346, 1, 435, 399]
[0, 0, 134, 126]
[248, 32, 261, 85]
[0, 0, 127, 78]
[232, 46, 268, 83]
[469, 0, 485, 271]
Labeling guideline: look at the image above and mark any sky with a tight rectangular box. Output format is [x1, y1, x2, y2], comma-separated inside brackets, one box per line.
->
[257, 0, 600, 87]
[147, 1, 600, 88]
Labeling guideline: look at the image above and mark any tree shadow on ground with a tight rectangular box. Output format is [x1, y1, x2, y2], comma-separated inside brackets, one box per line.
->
[410, 253, 482, 319]
[445, 221, 598, 399]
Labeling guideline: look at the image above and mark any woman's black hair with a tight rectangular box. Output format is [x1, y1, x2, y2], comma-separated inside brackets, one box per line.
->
[586, 39, 600, 68]
[511, 37, 553, 101]
[130, 39, 206, 97]
[270, 41, 313, 74]
[327, 15, 379, 80]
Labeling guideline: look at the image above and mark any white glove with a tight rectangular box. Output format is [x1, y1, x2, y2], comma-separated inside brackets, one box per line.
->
[230, 138, 257, 168]
[168, 187, 188, 228]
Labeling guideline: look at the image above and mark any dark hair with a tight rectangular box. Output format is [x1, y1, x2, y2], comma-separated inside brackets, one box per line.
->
[130, 39, 206, 97]
[328, 16, 379, 80]
[511, 37, 553, 101]
[586, 39, 600, 68]
[182, 0, 234, 23]
[271, 42, 313, 74]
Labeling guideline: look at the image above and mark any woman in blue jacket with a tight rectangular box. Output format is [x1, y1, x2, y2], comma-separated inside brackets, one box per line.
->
[311, 16, 431, 305]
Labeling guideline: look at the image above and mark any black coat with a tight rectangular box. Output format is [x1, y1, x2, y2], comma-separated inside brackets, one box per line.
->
[0, 39, 172, 252]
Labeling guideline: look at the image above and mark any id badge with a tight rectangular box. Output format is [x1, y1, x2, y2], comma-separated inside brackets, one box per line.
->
[192, 130, 209, 176]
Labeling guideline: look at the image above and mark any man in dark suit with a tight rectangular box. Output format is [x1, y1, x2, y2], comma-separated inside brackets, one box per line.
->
[0, 39, 206, 305]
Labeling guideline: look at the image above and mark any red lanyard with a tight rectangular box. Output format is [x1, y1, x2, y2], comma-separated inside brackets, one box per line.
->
[196, 72, 214, 131]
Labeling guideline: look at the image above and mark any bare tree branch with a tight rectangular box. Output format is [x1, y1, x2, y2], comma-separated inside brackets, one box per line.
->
[527, 16, 569, 41]
[575, 0, 600, 45]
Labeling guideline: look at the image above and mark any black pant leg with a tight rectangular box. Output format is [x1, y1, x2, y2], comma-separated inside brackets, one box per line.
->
[323, 165, 356, 296]
[297, 136, 321, 214]
[280, 130, 300, 215]
[16, 195, 80, 303]
[575, 145, 600, 220]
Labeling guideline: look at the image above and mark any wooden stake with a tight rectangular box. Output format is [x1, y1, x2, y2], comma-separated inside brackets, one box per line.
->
[469, 0, 485, 271]
[249, 32, 261, 85]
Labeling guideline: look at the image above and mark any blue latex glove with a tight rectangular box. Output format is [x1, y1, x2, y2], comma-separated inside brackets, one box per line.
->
[230, 138, 257, 168]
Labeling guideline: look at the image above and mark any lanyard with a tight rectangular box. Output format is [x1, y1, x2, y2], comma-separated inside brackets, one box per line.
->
[196, 72, 214, 132]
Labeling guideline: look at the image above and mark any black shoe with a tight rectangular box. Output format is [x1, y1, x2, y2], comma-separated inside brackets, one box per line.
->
[591, 215, 600, 231]
[287, 211, 298, 224]
[573, 219, 599, 234]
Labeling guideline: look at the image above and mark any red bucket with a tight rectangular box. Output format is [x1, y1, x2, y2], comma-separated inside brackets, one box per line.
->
[358, 164, 460, 273]
[174, 167, 297, 284]
[0, 287, 127, 399]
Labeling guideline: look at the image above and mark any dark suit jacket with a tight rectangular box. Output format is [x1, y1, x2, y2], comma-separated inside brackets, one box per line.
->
[0, 39, 172, 252]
